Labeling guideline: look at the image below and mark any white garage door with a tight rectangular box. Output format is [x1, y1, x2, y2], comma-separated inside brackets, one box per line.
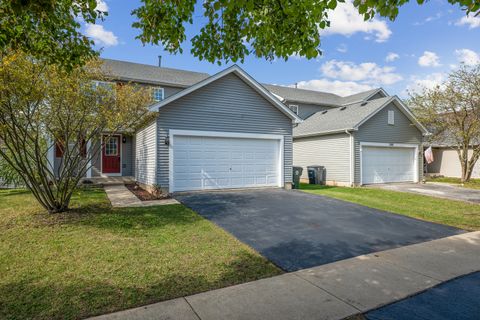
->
[362, 146, 416, 184]
[172, 134, 281, 192]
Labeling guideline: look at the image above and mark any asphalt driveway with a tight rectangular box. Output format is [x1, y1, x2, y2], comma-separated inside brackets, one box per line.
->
[176, 189, 463, 271]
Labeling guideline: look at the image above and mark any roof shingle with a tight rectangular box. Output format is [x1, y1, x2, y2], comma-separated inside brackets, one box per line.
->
[293, 97, 393, 137]
[100, 58, 210, 87]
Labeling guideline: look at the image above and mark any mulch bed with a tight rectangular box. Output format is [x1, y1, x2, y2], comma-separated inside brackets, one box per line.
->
[125, 183, 171, 201]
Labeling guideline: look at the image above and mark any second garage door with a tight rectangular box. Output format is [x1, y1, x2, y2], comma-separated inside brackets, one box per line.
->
[171, 134, 281, 192]
[362, 146, 417, 184]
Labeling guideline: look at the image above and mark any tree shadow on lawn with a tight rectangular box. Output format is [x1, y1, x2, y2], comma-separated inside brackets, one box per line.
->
[0, 250, 278, 320]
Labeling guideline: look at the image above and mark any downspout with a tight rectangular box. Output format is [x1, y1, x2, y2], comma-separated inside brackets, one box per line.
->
[345, 129, 354, 187]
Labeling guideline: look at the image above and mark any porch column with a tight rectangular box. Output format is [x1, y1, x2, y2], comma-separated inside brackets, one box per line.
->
[47, 136, 55, 173]
[86, 140, 92, 179]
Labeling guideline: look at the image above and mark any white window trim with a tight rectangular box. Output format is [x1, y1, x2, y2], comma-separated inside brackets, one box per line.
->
[388, 110, 395, 125]
[168, 129, 284, 192]
[359, 142, 419, 185]
[100, 133, 123, 177]
[152, 87, 165, 102]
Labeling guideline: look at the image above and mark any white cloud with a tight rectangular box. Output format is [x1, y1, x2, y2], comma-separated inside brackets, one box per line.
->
[336, 44, 348, 53]
[404, 73, 445, 95]
[455, 49, 480, 66]
[293, 79, 374, 96]
[85, 24, 118, 47]
[96, 0, 108, 12]
[320, 59, 403, 85]
[385, 52, 400, 62]
[321, 0, 392, 42]
[418, 51, 441, 67]
[455, 14, 480, 29]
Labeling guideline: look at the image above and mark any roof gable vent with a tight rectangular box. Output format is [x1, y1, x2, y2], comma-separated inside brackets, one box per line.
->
[340, 106, 347, 110]
[361, 102, 368, 106]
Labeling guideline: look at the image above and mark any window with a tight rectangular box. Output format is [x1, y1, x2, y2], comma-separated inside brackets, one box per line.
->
[388, 110, 395, 125]
[152, 87, 164, 102]
[105, 137, 118, 156]
[93, 81, 114, 91]
[288, 104, 299, 115]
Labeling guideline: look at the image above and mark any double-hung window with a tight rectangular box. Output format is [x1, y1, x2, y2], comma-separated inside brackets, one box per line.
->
[152, 87, 164, 102]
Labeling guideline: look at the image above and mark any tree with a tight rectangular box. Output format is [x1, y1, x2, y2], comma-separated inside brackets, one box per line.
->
[0, 0, 104, 70]
[0, 52, 153, 213]
[1, 1, 478, 69]
[409, 64, 480, 182]
[132, 0, 480, 64]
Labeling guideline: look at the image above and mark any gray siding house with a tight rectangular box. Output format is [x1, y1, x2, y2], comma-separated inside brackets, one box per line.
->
[49, 58, 428, 191]
[285, 90, 428, 186]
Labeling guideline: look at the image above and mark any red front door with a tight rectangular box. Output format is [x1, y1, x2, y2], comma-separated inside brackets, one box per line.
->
[102, 135, 121, 174]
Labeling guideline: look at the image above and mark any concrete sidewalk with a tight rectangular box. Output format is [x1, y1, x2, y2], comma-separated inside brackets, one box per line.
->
[369, 182, 480, 204]
[104, 184, 179, 208]
[90, 231, 480, 320]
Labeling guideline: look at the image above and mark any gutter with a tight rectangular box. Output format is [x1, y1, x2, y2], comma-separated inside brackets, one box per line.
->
[345, 129, 355, 187]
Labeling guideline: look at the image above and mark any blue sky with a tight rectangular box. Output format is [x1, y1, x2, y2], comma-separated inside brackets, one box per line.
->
[86, 0, 480, 97]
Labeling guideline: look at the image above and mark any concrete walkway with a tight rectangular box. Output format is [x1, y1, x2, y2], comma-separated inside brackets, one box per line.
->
[369, 182, 480, 203]
[90, 231, 480, 320]
[104, 184, 179, 208]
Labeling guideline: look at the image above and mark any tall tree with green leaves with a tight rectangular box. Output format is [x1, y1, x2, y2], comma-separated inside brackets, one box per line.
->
[132, 0, 480, 64]
[1, 0, 478, 68]
[409, 64, 480, 182]
[0, 52, 153, 213]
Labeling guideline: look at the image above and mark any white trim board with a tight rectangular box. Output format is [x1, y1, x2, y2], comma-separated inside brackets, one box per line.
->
[149, 65, 303, 124]
[168, 129, 285, 192]
[359, 142, 419, 185]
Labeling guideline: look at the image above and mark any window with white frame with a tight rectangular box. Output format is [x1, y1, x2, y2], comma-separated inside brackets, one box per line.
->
[388, 110, 395, 125]
[288, 104, 299, 115]
[152, 87, 164, 102]
[93, 81, 114, 91]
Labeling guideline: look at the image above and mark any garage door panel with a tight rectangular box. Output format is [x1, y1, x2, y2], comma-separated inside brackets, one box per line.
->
[362, 146, 415, 184]
[172, 135, 281, 191]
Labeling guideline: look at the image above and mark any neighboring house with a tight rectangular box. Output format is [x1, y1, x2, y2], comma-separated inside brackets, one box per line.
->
[426, 145, 480, 179]
[272, 88, 429, 186]
[49, 58, 428, 192]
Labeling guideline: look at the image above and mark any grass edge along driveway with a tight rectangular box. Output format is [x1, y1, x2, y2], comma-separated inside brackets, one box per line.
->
[0, 187, 281, 320]
[300, 183, 480, 231]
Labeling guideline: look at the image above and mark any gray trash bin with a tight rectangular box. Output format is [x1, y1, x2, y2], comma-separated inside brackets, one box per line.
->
[307, 165, 325, 185]
[292, 166, 303, 189]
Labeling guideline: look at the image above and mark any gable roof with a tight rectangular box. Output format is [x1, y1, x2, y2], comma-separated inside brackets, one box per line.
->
[293, 96, 429, 138]
[263, 84, 343, 106]
[340, 88, 388, 105]
[263, 84, 389, 107]
[149, 65, 303, 123]
[101, 58, 210, 87]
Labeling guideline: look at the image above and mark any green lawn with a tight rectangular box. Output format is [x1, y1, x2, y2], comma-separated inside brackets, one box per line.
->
[300, 183, 480, 231]
[426, 176, 480, 189]
[0, 188, 280, 320]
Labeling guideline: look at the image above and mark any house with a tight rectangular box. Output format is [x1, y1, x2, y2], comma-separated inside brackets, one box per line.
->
[425, 143, 480, 179]
[51, 59, 302, 193]
[266, 86, 429, 186]
[50, 58, 428, 192]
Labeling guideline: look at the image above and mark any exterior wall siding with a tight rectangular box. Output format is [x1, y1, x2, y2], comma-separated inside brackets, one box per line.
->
[293, 133, 351, 184]
[155, 73, 293, 191]
[135, 121, 157, 186]
[427, 148, 480, 178]
[353, 102, 424, 184]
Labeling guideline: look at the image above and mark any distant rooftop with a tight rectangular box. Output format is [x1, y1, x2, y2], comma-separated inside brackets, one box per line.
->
[100, 58, 387, 106]
[100, 58, 210, 87]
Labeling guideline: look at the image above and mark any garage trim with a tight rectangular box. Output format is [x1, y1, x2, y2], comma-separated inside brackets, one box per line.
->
[359, 142, 419, 185]
[168, 129, 285, 192]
